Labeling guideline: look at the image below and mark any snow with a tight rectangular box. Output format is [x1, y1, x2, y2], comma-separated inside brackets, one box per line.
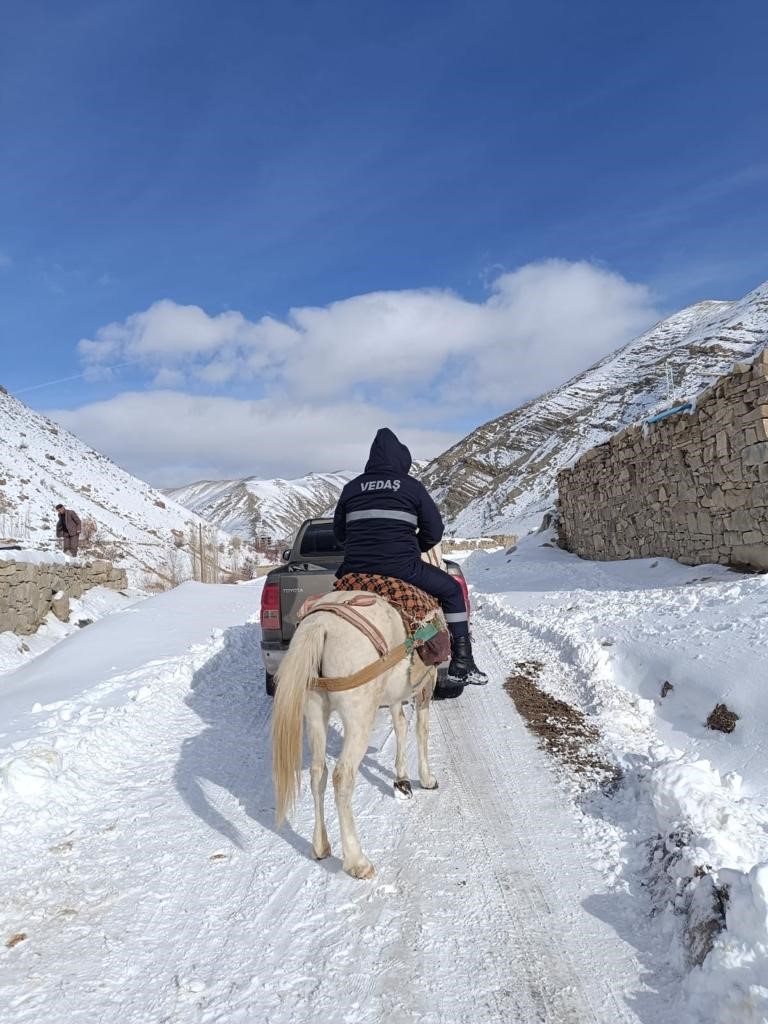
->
[0, 582, 258, 750]
[0, 585, 138, 677]
[0, 547, 74, 563]
[2, 541, 768, 1021]
[2, 746, 64, 799]
[469, 534, 768, 1021]
[0, 576, 656, 1023]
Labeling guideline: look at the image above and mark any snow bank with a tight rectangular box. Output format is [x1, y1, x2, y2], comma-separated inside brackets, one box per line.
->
[685, 861, 768, 1024]
[0, 585, 137, 677]
[0, 582, 261, 815]
[650, 757, 747, 865]
[465, 536, 768, 1023]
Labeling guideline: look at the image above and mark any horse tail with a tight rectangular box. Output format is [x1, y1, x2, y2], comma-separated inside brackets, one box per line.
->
[272, 618, 326, 826]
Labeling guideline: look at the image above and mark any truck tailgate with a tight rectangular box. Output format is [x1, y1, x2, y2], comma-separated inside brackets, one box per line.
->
[280, 567, 336, 641]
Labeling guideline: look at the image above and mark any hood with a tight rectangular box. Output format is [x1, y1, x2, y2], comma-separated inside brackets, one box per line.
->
[364, 428, 412, 476]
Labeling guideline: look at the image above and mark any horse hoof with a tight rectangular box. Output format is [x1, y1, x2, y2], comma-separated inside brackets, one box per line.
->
[345, 860, 376, 880]
[394, 779, 413, 799]
[313, 842, 332, 860]
[421, 776, 438, 790]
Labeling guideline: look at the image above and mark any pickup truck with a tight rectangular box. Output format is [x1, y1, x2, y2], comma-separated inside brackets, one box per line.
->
[259, 517, 468, 700]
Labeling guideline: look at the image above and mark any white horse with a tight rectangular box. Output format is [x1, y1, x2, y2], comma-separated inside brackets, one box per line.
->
[271, 590, 438, 879]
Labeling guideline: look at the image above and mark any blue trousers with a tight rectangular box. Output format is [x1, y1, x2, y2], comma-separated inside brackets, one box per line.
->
[402, 562, 469, 638]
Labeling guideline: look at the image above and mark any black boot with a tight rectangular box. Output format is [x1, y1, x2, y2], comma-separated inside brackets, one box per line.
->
[447, 635, 488, 686]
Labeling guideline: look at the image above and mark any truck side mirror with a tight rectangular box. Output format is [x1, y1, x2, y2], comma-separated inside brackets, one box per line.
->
[281, 549, 291, 562]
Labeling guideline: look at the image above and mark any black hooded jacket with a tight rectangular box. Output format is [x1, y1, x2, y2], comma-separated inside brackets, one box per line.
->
[333, 428, 445, 579]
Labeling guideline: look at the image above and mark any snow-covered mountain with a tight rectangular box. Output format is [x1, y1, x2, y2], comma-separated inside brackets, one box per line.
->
[0, 387, 233, 583]
[165, 471, 355, 543]
[421, 280, 768, 536]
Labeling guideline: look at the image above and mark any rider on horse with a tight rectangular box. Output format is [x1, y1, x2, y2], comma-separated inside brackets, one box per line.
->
[332, 427, 488, 686]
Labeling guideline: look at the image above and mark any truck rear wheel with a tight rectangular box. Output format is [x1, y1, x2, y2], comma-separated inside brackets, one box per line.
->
[433, 669, 464, 700]
[265, 672, 276, 697]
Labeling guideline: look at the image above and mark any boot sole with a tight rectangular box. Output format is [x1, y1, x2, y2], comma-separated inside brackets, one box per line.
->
[446, 672, 488, 687]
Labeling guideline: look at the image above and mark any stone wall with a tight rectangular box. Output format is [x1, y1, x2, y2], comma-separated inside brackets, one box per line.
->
[557, 348, 768, 570]
[0, 559, 127, 635]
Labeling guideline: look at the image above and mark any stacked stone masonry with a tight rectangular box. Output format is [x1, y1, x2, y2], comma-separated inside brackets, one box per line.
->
[557, 348, 768, 571]
[0, 559, 127, 634]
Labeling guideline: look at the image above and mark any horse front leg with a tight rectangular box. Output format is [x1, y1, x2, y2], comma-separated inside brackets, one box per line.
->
[415, 670, 438, 790]
[306, 694, 331, 859]
[390, 702, 412, 798]
[333, 703, 377, 879]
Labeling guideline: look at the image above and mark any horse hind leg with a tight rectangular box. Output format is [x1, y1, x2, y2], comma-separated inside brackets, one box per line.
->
[333, 704, 378, 879]
[306, 694, 331, 859]
[415, 670, 438, 790]
[390, 702, 412, 798]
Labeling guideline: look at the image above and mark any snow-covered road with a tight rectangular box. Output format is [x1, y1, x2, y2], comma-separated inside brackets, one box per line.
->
[0, 577, 673, 1024]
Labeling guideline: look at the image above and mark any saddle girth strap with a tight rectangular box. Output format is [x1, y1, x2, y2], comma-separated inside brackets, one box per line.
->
[310, 641, 410, 692]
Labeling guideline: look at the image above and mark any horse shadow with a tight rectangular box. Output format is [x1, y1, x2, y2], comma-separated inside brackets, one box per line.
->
[173, 622, 398, 869]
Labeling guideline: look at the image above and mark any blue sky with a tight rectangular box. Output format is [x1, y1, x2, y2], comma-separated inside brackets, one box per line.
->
[1, 0, 767, 483]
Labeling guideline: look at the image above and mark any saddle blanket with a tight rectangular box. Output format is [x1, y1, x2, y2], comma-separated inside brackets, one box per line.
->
[333, 573, 450, 666]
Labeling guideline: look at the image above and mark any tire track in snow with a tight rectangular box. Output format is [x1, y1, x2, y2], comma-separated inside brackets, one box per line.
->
[444, 619, 630, 1022]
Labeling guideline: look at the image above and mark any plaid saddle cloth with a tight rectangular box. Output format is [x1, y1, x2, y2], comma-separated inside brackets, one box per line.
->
[333, 573, 451, 667]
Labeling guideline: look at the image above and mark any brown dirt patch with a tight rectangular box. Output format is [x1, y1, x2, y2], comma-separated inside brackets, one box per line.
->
[706, 703, 739, 733]
[503, 661, 620, 787]
[6, 933, 27, 949]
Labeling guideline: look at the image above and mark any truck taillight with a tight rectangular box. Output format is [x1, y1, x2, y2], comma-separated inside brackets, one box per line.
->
[454, 574, 471, 621]
[260, 581, 281, 631]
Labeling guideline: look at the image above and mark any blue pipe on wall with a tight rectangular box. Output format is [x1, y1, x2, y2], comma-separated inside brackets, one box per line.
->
[645, 402, 693, 425]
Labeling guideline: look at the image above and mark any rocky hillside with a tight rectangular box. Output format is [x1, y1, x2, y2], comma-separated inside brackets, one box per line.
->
[0, 388, 235, 585]
[165, 472, 355, 543]
[421, 280, 768, 536]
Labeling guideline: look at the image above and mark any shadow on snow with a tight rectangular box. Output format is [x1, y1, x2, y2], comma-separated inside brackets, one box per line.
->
[173, 622, 395, 871]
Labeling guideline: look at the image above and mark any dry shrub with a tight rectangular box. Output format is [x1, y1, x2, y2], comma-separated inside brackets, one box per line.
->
[706, 703, 739, 733]
[80, 517, 98, 544]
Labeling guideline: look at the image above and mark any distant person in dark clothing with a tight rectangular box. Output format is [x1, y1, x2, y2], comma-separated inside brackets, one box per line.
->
[333, 427, 488, 685]
[55, 503, 81, 556]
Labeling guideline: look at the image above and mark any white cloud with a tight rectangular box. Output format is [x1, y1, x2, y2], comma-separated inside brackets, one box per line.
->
[67, 260, 658, 483]
[78, 261, 657, 405]
[48, 392, 457, 485]
[460, 260, 659, 402]
[79, 300, 275, 365]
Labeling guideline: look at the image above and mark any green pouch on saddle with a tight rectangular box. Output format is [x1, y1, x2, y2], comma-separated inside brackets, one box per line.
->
[412, 614, 450, 666]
